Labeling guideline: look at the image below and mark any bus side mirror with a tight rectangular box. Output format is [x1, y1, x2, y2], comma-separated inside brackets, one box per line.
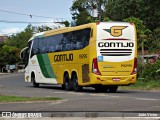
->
[20, 47, 28, 59]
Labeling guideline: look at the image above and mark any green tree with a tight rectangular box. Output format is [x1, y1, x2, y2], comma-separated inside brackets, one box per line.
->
[146, 28, 160, 53]
[123, 17, 151, 75]
[0, 24, 33, 70]
[63, 20, 70, 27]
[71, 0, 92, 25]
[123, 17, 150, 50]
[106, 0, 160, 30]
[35, 25, 52, 32]
[0, 45, 20, 68]
[6, 24, 34, 49]
[70, 0, 109, 25]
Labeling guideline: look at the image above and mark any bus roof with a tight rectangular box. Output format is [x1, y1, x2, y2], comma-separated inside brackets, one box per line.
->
[44, 23, 96, 37]
[28, 22, 134, 43]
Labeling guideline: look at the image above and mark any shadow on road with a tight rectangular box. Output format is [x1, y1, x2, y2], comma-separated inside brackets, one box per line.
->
[26, 84, 137, 94]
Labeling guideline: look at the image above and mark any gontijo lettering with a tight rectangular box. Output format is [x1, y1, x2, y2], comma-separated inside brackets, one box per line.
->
[98, 42, 134, 48]
[54, 53, 73, 62]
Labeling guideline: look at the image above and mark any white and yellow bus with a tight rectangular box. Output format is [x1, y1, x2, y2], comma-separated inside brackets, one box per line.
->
[21, 22, 137, 92]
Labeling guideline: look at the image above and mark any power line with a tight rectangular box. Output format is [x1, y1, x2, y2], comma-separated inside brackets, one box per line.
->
[0, 9, 70, 20]
[0, 20, 56, 24]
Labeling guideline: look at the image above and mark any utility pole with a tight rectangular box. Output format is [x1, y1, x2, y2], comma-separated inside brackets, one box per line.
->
[141, 40, 145, 74]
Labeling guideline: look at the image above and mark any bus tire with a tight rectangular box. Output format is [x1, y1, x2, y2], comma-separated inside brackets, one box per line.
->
[31, 74, 39, 88]
[108, 86, 118, 93]
[64, 73, 72, 91]
[95, 85, 108, 92]
[61, 84, 65, 90]
[72, 74, 82, 92]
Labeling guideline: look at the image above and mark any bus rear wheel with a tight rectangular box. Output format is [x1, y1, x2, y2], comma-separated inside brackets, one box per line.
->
[64, 73, 72, 91]
[73, 74, 82, 92]
[95, 85, 108, 92]
[108, 86, 118, 93]
[31, 74, 39, 88]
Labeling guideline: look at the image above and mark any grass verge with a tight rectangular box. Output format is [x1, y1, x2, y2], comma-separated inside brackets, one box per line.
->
[0, 95, 62, 103]
[120, 79, 160, 91]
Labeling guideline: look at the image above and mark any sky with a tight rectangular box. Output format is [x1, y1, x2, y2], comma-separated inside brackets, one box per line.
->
[0, 0, 73, 35]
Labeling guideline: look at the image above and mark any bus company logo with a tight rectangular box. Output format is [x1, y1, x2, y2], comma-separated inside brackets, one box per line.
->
[104, 26, 127, 37]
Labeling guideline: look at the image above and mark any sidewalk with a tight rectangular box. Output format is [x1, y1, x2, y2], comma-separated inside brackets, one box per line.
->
[0, 69, 24, 75]
[0, 72, 24, 79]
[0, 72, 11, 75]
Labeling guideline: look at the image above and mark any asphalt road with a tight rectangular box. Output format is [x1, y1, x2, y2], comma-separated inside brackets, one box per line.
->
[0, 73, 160, 118]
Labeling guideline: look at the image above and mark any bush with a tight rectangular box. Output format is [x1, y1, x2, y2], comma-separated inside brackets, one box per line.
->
[142, 60, 160, 81]
[137, 57, 143, 77]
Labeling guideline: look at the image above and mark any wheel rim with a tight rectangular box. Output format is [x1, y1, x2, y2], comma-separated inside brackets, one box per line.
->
[65, 82, 69, 87]
[64, 74, 70, 91]
[73, 78, 77, 88]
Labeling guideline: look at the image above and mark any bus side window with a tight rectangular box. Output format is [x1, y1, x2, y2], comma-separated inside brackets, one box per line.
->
[47, 34, 63, 52]
[82, 28, 91, 48]
[53, 34, 62, 52]
[71, 31, 77, 50]
[76, 42, 83, 49]
[47, 35, 55, 52]
[39, 38, 47, 54]
[61, 33, 66, 51]
[75, 30, 82, 50]
[62, 32, 71, 51]
[31, 39, 39, 58]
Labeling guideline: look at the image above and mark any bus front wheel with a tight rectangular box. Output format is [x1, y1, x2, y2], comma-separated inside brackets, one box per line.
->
[31, 74, 39, 88]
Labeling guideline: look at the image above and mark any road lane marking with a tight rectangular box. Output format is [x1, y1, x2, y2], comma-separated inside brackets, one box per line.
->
[105, 95, 160, 101]
[53, 92, 66, 94]
[67, 92, 85, 96]
[34, 99, 68, 111]
[0, 100, 65, 104]
[89, 94, 108, 97]
[107, 95, 120, 98]
[135, 98, 159, 101]
[53, 91, 85, 96]
[53, 91, 160, 101]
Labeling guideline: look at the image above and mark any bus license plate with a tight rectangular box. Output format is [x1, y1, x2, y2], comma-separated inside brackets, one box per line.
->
[112, 78, 120, 81]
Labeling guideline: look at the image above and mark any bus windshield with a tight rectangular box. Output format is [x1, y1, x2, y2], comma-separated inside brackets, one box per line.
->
[20, 40, 32, 67]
